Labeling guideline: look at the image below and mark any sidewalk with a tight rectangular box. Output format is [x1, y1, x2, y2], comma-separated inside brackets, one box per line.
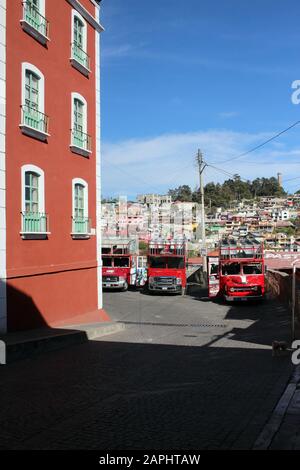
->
[254, 365, 300, 450]
[0, 321, 125, 363]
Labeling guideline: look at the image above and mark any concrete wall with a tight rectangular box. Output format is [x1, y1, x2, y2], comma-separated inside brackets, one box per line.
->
[266, 269, 300, 338]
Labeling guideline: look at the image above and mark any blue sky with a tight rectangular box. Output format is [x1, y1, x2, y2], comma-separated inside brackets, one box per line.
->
[100, 0, 300, 199]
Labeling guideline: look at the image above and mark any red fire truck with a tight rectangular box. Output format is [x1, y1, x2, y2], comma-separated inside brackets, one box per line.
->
[101, 238, 139, 291]
[207, 237, 265, 301]
[147, 240, 186, 294]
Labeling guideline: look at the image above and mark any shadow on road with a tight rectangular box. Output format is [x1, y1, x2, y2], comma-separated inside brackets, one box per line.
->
[0, 334, 293, 450]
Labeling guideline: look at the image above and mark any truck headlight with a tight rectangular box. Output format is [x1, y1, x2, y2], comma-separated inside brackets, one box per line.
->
[149, 276, 154, 284]
[229, 287, 234, 292]
[176, 277, 182, 285]
[119, 276, 125, 282]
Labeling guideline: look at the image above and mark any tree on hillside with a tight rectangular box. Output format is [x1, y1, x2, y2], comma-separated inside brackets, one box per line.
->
[168, 185, 193, 202]
[168, 175, 287, 209]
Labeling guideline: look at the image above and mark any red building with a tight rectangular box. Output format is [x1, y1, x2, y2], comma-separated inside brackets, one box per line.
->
[0, 0, 107, 332]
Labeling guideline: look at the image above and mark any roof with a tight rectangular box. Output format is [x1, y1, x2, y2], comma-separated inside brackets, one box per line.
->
[187, 257, 203, 265]
[265, 251, 300, 269]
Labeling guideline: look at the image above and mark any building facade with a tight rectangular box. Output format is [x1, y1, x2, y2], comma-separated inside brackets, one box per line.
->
[0, 0, 105, 332]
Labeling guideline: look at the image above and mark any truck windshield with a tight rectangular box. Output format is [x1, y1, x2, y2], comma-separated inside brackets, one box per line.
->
[103, 257, 112, 267]
[149, 257, 167, 268]
[114, 257, 130, 267]
[222, 263, 240, 275]
[148, 257, 184, 269]
[167, 257, 185, 269]
[243, 264, 262, 274]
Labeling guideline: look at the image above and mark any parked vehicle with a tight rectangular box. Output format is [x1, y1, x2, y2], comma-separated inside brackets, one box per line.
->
[208, 237, 265, 301]
[147, 240, 186, 294]
[102, 238, 139, 291]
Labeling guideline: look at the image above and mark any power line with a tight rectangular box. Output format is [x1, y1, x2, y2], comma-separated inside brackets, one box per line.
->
[283, 175, 300, 183]
[205, 163, 249, 182]
[208, 120, 300, 165]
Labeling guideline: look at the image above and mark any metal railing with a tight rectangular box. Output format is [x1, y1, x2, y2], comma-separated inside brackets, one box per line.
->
[71, 128, 92, 152]
[21, 105, 49, 134]
[21, 211, 48, 233]
[72, 216, 91, 234]
[22, 2, 49, 38]
[220, 244, 263, 260]
[71, 42, 90, 70]
[148, 242, 186, 256]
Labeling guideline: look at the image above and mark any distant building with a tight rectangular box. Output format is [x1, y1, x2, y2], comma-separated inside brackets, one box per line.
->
[136, 193, 172, 205]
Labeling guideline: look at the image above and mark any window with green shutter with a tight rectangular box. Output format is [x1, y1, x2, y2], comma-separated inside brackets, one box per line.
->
[74, 98, 83, 133]
[74, 183, 84, 220]
[25, 70, 39, 111]
[26, 0, 41, 33]
[74, 16, 84, 49]
[72, 14, 89, 72]
[25, 172, 39, 213]
[73, 98, 85, 148]
[23, 171, 47, 233]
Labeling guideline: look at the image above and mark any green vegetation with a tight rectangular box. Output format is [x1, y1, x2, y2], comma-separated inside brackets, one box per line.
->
[139, 240, 148, 255]
[168, 175, 286, 209]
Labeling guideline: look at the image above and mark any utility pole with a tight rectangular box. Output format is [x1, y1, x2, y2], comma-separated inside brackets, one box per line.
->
[196, 149, 207, 274]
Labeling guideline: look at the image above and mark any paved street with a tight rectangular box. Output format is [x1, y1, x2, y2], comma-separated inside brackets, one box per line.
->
[0, 289, 294, 449]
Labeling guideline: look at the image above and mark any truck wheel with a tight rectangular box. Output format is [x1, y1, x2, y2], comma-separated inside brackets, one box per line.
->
[122, 281, 128, 292]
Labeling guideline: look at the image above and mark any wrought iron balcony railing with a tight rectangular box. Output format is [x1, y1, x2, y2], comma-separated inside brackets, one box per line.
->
[21, 105, 49, 134]
[71, 129, 92, 153]
[72, 216, 91, 235]
[21, 211, 48, 233]
[22, 2, 49, 39]
[71, 42, 90, 71]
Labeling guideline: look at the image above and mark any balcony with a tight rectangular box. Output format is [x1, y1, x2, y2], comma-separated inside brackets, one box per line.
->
[70, 43, 91, 76]
[20, 105, 50, 141]
[71, 217, 91, 239]
[20, 2, 50, 46]
[70, 129, 92, 157]
[20, 212, 50, 239]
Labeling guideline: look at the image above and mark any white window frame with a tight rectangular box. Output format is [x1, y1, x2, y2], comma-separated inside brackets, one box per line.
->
[21, 164, 45, 214]
[20, 0, 49, 45]
[72, 178, 88, 220]
[71, 9, 87, 53]
[70, 92, 91, 156]
[21, 62, 45, 114]
[71, 92, 87, 135]
[20, 63, 49, 140]
[70, 9, 90, 76]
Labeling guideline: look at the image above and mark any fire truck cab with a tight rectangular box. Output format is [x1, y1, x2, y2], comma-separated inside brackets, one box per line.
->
[147, 240, 186, 294]
[101, 238, 138, 291]
[208, 237, 265, 301]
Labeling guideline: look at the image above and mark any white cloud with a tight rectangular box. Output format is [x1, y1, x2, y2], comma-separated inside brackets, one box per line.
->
[218, 111, 239, 119]
[101, 129, 300, 198]
[102, 44, 135, 59]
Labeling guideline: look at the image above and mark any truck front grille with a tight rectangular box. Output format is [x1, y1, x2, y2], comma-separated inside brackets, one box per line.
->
[154, 276, 176, 286]
[103, 276, 119, 282]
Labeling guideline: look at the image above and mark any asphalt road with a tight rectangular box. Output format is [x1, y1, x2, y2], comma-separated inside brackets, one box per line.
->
[0, 288, 293, 449]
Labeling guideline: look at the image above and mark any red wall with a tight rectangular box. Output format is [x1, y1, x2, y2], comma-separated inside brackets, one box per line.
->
[6, 0, 102, 330]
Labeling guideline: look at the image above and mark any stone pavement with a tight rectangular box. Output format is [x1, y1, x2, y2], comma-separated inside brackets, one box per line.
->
[0, 290, 295, 449]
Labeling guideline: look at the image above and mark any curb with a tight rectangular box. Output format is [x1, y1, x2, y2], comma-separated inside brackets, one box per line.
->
[253, 366, 300, 449]
[1, 321, 126, 364]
